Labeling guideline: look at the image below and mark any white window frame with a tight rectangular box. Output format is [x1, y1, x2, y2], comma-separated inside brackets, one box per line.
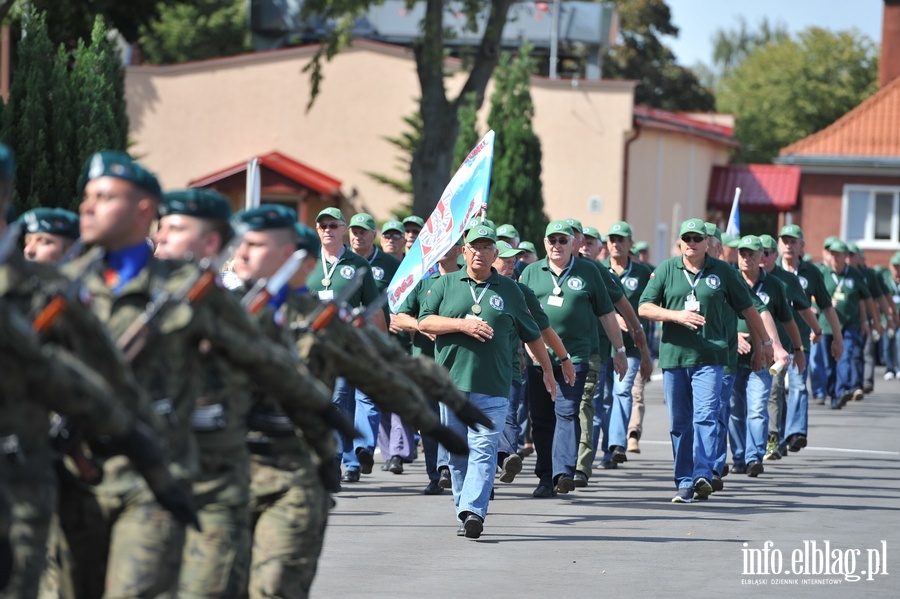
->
[841, 184, 900, 250]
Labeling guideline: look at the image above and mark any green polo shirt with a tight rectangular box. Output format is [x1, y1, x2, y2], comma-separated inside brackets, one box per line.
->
[639, 254, 754, 369]
[580, 257, 626, 360]
[419, 268, 540, 397]
[882, 271, 900, 312]
[308, 245, 379, 308]
[787, 259, 833, 325]
[398, 271, 442, 358]
[820, 265, 871, 333]
[602, 257, 653, 358]
[520, 256, 614, 364]
[737, 271, 794, 368]
[768, 265, 813, 351]
[861, 266, 883, 300]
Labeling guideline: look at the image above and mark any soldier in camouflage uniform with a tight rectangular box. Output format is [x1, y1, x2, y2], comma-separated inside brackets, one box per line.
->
[19, 207, 80, 264]
[58, 153, 342, 599]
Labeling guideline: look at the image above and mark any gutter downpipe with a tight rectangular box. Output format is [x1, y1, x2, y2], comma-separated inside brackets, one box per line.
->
[622, 118, 642, 223]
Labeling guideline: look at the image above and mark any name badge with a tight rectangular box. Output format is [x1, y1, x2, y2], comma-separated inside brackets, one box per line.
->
[318, 290, 334, 301]
[547, 295, 564, 307]
[685, 299, 701, 312]
[465, 314, 483, 321]
[833, 290, 845, 303]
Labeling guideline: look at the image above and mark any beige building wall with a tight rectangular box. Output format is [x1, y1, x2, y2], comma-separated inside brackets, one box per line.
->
[126, 41, 635, 226]
[626, 130, 731, 266]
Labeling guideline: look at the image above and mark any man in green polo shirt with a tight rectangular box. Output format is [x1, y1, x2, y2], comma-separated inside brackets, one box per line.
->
[20, 207, 80, 264]
[308, 207, 383, 483]
[639, 219, 772, 503]
[419, 226, 555, 539]
[518, 241, 538, 265]
[882, 252, 900, 379]
[379, 220, 406, 262]
[848, 244, 888, 394]
[579, 226, 603, 260]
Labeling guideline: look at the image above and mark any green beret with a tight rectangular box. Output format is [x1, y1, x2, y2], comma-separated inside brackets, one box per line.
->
[294, 222, 321, 257]
[20, 207, 79, 239]
[546, 220, 574, 237]
[565, 218, 583, 233]
[779, 224, 804, 239]
[518, 241, 536, 253]
[497, 240, 524, 258]
[608, 221, 633, 237]
[465, 226, 497, 245]
[704, 222, 722, 242]
[496, 224, 520, 239]
[381, 220, 404, 235]
[78, 151, 162, 199]
[737, 235, 762, 251]
[679, 218, 706, 236]
[582, 226, 601, 239]
[403, 215, 425, 229]
[349, 213, 376, 231]
[465, 217, 496, 232]
[759, 234, 777, 250]
[890, 251, 900, 266]
[0, 143, 14, 178]
[161, 188, 231, 221]
[233, 204, 297, 231]
[316, 207, 345, 222]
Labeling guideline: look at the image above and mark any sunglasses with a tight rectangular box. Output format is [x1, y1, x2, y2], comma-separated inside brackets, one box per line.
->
[681, 235, 706, 243]
[317, 222, 344, 230]
[466, 244, 496, 254]
[547, 237, 570, 245]
[382, 232, 403, 240]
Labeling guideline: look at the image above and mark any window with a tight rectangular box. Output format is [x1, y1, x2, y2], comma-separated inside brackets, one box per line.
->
[842, 186, 900, 249]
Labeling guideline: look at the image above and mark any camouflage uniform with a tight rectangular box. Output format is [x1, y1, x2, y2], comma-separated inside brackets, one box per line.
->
[59, 252, 336, 599]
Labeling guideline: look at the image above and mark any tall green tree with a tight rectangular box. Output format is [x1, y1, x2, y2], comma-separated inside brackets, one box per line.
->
[602, 0, 714, 110]
[486, 45, 547, 246]
[717, 27, 878, 164]
[138, 0, 252, 64]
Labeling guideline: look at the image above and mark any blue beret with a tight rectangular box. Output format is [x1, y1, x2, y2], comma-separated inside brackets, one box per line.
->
[78, 151, 162, 199]
[232, 204, 297, 231]
[20, 207, 80, 239]
[161, 188, 232, 221]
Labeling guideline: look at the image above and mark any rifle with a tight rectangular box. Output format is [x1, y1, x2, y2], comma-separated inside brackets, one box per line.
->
[241, 250, 307, 314]
[31, 247, 105, 334]
[346, 290, 389, 328]
[59, 238, 85, 264]
[289, 266, 368, 335]
[117, 224, 248, 362]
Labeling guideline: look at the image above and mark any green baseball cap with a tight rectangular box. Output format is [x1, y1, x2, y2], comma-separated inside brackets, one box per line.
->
[78, 150, 162, 199]
[679, 218, 707, 236]
[0, 143, 14, 178]
[890, 251, 900, 266]
[847, 242, 861, 255]
[632, 241, 649, 252]
[465, 217, 496, 232]
[496, 224, 520, 239]
[20, 207, 80, 239]
[607, 221, 633, 237]
[518, 241, 537, 254]
[823, 235, 839, 249]
[161, 188, 232, 221]
[565, 218, 583, 233]
[546, 220, 575, 237]
[294, 222, 321, 257]
[497, 240, 524, 258]
[704, 222, 722, 242]
[829, 240, 849, 253]
[465, 225, 497, 245]
[403, 215, 425, 229]
[779, 224, 804, 239]
[759, 234, 777, 250]
[316, 207, 345, 222]
[233, 204, 297, 231]
[737, 235, 762, 251]
[582, 226, 601, 239]
[349, 213, 376, 231]
[381, 220, 404, 235]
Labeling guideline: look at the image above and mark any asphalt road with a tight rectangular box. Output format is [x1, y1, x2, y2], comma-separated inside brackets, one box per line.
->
[313, 368, 900, 598]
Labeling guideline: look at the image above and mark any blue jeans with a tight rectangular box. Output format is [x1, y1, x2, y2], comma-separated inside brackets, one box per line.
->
[784, 359, 809, 439]
[423, 400, 441, 481]
[729, 367, 773, 465]
[441, 393, 508, 521]
[332, 378, 360, 472]
[499, 377, 524, 457]
[827, 327, 860, 400]
[714, 372, 735, 476]
[352, 389, 381, 461]
[607, 356, 641, 449]
[591, 362, 613, 464]
[882, 331, 900, 373]
[528, 363, 589, 487]
[809, 337, 828, 399]
[662, 366, 723, 489]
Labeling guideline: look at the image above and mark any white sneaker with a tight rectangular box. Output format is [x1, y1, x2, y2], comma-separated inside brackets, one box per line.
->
[885, 371, 896, 381]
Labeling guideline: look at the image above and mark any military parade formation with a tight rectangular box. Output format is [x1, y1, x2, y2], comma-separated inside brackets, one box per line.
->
[2, 143, 898, 598]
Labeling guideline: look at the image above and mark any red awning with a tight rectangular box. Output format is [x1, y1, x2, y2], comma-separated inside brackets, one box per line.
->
[707, 164, 800, 213]
[188, 151, 342, 196]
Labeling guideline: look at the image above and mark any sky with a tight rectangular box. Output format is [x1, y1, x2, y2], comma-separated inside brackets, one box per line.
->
[665, 0, 884, 68]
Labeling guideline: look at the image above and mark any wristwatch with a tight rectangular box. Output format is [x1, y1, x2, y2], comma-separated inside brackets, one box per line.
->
[761, 338, 774, 347]
[615, 346, 626, 354]
[560, 353, 572, 362]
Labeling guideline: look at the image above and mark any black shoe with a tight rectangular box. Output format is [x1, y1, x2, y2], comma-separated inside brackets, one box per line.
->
[424, 480, 444, 495]
[356, 448, 374, 474]
[574, 471, 588, 488]
[532, 485, 557, 498]
[438, 468, 452, 489]
[747, 461, 764, 477]
[694, 477, 713, 500]
[731, 464, 747, 475]
[463, 514, 483, 539]
[814, 397, 826, 406]
[711, 475, 724, 493]
[787, 434, 808, 452]
[381, 461, 390, 471]
[388, 456, 404, 474]
[599, 459, 618, 470]
[554, 475, 575, 494]
[611, 445, 628, 463]
[839, 392, 853, 407]
[340, 470, 360, 483]
[498, 454, 523, 483]
[721, 464, 730, 478]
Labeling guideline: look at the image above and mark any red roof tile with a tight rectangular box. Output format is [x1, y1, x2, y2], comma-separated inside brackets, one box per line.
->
[189, 151, 342, 195]
[780, 75, 900, 157]
[633, 106, 737, 147]
[707, 164, 801, 213]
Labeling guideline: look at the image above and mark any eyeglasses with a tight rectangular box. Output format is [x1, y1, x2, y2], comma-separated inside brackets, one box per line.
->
[547, 237, 570, 245]
[382, 232, 403, 240]
[466, 244, 496, 254]
[681, 235, 706, 243]
[317, 222, 344, 230]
